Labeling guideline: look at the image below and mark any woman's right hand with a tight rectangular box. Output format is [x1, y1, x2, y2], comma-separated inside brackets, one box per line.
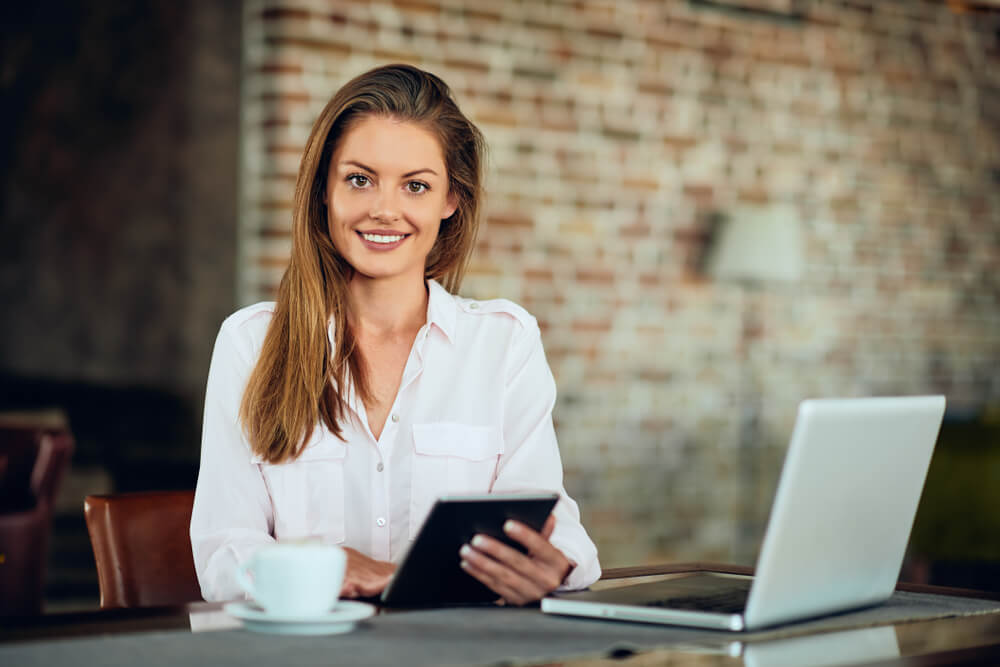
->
[340, 547, 396, 598]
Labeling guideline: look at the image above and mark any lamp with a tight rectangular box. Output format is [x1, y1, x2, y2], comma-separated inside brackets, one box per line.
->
[703, 203, 803, 560]
[705, 204, 803, 285]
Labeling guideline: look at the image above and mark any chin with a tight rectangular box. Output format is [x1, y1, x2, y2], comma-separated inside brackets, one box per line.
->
[350, 263, 419, 282]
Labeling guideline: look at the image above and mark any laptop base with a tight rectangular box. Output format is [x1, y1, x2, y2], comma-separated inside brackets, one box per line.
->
[542, 573, 749, 631]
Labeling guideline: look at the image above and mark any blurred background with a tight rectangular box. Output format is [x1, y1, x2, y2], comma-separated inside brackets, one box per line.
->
[1, 0, 998, 611]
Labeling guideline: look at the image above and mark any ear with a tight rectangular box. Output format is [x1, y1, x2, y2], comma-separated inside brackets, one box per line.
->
[442, 191, 458, 220]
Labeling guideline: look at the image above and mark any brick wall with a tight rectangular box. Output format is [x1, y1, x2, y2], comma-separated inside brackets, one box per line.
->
[239, 0, 1000, 567]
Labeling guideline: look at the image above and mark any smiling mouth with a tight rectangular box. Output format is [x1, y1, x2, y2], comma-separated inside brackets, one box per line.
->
[358, 231, 410, 244]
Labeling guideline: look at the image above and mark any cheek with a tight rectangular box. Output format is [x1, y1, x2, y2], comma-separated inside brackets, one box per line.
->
[419, 195, 452, 225]
[422, 220, 443, 247]
[327, 195, 365, 232]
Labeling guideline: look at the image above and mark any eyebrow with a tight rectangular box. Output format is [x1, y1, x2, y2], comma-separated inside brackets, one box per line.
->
[340, 160, 439, 178]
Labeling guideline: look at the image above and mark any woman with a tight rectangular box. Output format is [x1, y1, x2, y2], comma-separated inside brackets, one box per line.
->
[191, 64, 600, 605]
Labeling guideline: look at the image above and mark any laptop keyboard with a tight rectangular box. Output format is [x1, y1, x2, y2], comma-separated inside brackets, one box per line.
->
[647, 587, 749, 614]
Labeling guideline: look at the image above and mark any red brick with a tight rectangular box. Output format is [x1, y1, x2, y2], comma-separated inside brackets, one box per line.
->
[257, 63, 304, 75]
[374, 48, 422, 62]
[623, 178, 660, 192]
[391, 0, 439, 13]
[259, 91, 310, 104]
[259, 226, 291, 239]
[682, 184, 714, 205]
[475, 109, 519, 127]
[265, 144, 304, 155]
[524, 268, 554, 283]
[260, 8, 310, 21]
[738, 188, 769, 204]
[571, 320, 612, 334]
[464, 7, 501, 22]
[621, 221, 652, 238]
[541, 116, 578, 132]
[638, 369, 672, 382]
[487, 214, 534, 229]
[266, 37, 351, 55]
[443, 58, 489, 74]
[258, 256, 290, 268]
[575, 268, 615, 284]
[664, 136, 698, 151]
[638, 272, 661, 287]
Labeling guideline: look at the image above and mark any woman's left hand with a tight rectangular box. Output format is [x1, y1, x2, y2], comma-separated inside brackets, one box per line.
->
[459, 514, 572, 605]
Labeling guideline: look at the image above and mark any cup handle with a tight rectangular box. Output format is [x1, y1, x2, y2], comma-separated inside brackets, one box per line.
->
[234, 559, 257, 600]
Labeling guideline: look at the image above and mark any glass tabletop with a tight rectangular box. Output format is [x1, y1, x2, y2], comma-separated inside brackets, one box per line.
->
[3, 565, 999, 666]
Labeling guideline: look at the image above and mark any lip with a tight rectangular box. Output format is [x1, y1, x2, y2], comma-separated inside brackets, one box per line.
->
[356, 230, 410, 252]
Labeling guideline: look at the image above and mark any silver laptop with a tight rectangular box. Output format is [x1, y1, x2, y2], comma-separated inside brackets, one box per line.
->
[542, 396, 946, 631]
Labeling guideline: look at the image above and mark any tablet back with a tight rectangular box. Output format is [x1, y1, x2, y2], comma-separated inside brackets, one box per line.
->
[381, 493, 558, 607]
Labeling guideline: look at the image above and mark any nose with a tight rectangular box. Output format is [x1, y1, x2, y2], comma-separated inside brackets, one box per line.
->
[369, 188, 402, 224]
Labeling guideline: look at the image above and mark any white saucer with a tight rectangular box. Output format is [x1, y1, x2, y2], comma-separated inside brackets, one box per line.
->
[223, 600, 376, 636]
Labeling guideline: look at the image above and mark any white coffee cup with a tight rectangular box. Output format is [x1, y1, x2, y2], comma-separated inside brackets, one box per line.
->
[235, 543, 346, 617]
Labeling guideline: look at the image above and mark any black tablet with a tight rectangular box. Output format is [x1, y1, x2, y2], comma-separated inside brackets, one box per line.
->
[380, 492, 559, 607]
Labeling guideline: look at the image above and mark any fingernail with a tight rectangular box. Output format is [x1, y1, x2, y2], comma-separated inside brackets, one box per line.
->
[503, 520, 517, 534]
[460, 544, 473, 558]
[471, 535, 486, 548]
[460, 560, 469, 570]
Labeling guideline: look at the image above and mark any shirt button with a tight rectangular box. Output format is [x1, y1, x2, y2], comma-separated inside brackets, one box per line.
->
[391, 414, 399, 423]
[469, 302, 479, 310]
[376, 517, 386, 527]
[376, 462, 384, 472]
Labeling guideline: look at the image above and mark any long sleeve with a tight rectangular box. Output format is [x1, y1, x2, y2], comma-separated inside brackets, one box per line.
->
[190, 311, 276, 601]
[491, 318, 601, 590]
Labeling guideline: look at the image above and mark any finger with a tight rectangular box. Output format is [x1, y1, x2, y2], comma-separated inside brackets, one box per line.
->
[540, 514, 556, 540]
[503, 521, 565, 572]
[460, 547, 541, 605]
[493, 530, 564, 593]
[502, 521, 572, 587]
[461, 539, 554, 601]
[461, 540, 546, 602]
[460, 556, 531, 606]
[355, 573, 392, 597]
[466, 533, 561, 594]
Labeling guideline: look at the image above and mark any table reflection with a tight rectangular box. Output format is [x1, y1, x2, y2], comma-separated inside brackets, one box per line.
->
[738, 625, 898, 666]
[188, 606, 240, 633]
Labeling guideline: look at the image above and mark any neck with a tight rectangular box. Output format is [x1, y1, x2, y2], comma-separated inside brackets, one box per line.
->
[347, 273, 429, 337]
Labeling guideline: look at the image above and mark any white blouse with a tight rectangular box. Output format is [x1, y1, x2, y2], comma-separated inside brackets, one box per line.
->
[190, 279, 601, 601]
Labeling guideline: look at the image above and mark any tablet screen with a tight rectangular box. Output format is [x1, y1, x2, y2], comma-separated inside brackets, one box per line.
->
[380, 492, 559, 607]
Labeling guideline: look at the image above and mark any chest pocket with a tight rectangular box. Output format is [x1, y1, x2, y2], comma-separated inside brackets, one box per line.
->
[258, 433, 347, 545]
[409, 423, 504, 538]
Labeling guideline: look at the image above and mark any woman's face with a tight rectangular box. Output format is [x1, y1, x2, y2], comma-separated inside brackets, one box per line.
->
[325, 115, 457, 285]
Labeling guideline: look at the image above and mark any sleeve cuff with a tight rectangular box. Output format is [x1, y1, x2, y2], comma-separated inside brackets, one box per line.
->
[549, 537, 601, 591]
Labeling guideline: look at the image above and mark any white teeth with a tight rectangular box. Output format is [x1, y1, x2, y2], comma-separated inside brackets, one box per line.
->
[361, 233, 405, 243]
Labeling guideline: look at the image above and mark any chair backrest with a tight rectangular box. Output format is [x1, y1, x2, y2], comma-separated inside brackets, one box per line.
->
[84, 490, 204, 609]
[0, 426, 75, 511]
[0, 428, 44, 512]
[0, 426, 74, 616]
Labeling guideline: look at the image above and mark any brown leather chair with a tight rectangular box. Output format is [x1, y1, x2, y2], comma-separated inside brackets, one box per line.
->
[84, 490, 204, 608]
[0, 426, 74, 616]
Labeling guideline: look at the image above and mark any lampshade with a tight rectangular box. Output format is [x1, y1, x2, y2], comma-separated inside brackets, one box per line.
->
[705, 204, 803, 284]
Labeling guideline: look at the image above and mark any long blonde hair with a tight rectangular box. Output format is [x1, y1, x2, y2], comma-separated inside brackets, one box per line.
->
[241, 64, 486, 463]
